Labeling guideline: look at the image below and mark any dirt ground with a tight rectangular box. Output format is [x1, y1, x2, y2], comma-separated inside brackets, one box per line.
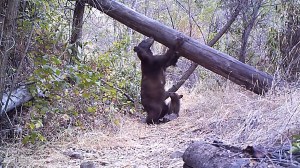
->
[2, 84, 300, 167]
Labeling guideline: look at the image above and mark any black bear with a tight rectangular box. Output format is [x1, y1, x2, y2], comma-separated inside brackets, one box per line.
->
[134, 37, 184, 124]
[167, 92, 183, 117]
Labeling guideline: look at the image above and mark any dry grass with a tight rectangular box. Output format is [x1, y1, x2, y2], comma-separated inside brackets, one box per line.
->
[2, 81, 300, 167]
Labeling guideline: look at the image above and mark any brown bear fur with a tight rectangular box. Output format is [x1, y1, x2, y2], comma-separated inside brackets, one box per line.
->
[167, 92, 183, 117]
[134, 37, 183, 124]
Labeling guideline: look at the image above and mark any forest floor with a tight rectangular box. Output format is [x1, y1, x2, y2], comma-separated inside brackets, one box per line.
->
[2, 83, 300, 167]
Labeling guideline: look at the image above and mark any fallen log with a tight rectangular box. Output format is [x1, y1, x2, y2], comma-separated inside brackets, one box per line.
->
[84, 0, 273, 94]
[183, 142, 251, 168]
[183, 141, 300, 168]
[0, 83, 45, 116]
[0, 74, 134, 117]
[1, 86, 33, 116]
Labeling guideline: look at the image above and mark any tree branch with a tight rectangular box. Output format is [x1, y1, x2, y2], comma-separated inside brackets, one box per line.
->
[167, 4, 243, 94]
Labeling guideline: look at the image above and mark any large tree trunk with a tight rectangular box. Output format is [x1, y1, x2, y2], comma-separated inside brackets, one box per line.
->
[84, 0, 273, 94]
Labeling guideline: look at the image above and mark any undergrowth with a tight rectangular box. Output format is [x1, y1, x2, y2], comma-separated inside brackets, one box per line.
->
[0, 37, 142, 144]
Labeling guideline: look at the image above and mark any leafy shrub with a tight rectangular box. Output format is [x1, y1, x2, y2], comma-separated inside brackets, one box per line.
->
[23, 37, 140, 144]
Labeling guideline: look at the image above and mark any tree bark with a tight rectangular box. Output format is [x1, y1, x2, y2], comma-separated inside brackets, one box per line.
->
[167, 4, 242, 94]
[238, 0, 263, 63]
[69, 0, 85, 63]
[183, 142, 251, 168]
[0, 0, 20, 113]
[84, 0, 273, 94]
[183, 141, 297, 168]
[1, 86, 33, 115]
[70, 0, 85, 44]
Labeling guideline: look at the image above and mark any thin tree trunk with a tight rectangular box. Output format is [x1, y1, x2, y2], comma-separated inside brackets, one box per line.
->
[0, 0, 20, 113]
[69, 0, 85, 63]
[0, 0, 6, 42]
[238, 0, 263, 63]
[70, 0, 85, 44]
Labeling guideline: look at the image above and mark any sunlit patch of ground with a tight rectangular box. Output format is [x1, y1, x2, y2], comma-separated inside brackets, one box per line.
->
[3, 82, 300, 167]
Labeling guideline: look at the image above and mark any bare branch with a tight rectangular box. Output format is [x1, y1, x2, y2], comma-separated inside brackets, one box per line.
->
[167, 4, 243, 94]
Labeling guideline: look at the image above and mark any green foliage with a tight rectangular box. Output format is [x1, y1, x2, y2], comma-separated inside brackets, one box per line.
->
[16, 1, 140, 143]
[291, 135, 300, 155]
[196, 0, 219, 36]
[22, 131, 46, 144]
[99, 37, 140, 99]
[22, 120, 46, 144]
[265, 27, 280, 72]
[25, 36, 139, 144]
